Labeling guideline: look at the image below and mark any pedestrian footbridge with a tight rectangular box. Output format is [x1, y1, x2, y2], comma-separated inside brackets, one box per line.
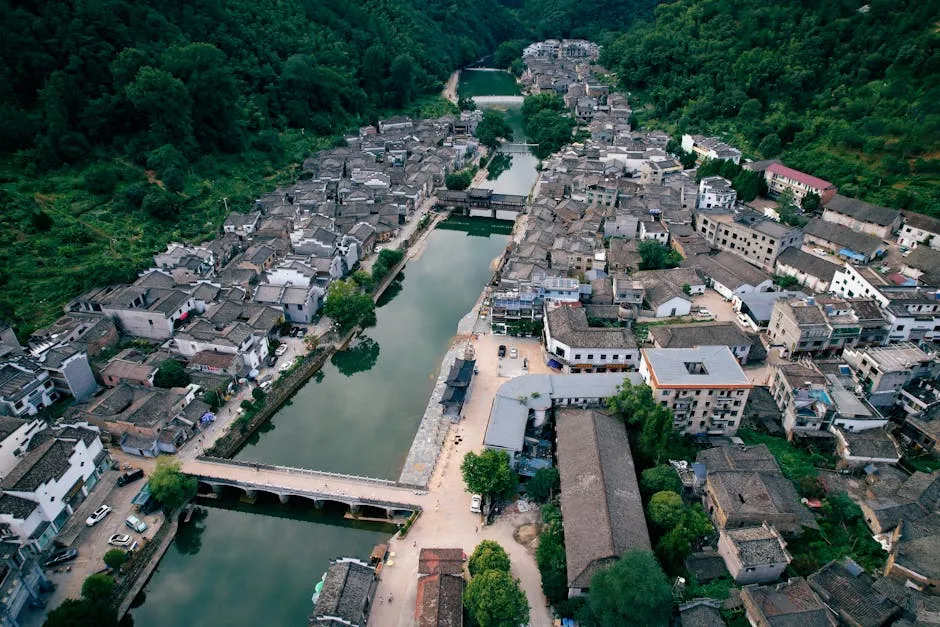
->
[184, 456, 427, 518]
[472, 95, 524, 106]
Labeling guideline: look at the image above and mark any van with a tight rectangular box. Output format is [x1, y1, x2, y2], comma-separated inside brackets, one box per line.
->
[117, 468, 145, 487]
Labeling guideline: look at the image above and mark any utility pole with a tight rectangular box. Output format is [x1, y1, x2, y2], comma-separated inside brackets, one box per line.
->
[222, 197, 229, 213]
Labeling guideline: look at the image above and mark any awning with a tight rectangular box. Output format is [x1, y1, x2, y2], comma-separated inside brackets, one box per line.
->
[546, 358, 562, 369]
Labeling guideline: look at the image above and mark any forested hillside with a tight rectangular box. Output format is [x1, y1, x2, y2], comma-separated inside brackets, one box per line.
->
[602, 0, 940, 217]
[0, 0, 520, 334]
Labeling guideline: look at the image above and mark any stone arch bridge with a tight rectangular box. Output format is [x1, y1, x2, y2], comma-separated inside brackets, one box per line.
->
[184, 456, 428, 520]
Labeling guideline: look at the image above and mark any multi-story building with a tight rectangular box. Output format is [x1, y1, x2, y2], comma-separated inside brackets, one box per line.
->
[695, 209, 803, 272]
[0, 358, 58, 418]
[0, 417, 45, 477]
[830, 264, 940, 342]
[770, 362, 887, 439]
[767, 297, 888, 356]
[697, 176, 737, 210]
[650, 322, 753, 364]
[67, 279, 195, 341]
[681, 134, 742, 165]
[544, 306, 638, 373]
[639, 346, 752, 436]
[821, 195, 901, 240]
[763, 163, 837, 204]
[842, 343, 938, 407]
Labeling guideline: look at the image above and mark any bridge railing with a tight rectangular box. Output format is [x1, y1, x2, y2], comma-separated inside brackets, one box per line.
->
[194, 455, 403, 488]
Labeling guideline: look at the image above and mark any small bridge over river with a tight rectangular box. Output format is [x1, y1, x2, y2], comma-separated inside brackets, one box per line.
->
[184, 456, 427, 519]
[500, 142, 539, 154]
[472, 95, 524, 106]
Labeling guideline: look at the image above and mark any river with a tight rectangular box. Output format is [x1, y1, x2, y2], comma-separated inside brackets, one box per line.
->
[132, 69, 536, 627]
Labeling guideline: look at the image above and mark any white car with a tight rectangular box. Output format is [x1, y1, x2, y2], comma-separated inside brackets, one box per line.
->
[813, 248, 827, 256]
[509, 348, 518, 359]
[259, 380, 273, 391]
[469, 494, 482, 514]
[274, 344, 288, 357]
[125, 515, 148, 533]
[86, 505, 112, 527]
[696, 308, 713, 317]
[108, 534, 133, 548]
[278, 360, 294, 373]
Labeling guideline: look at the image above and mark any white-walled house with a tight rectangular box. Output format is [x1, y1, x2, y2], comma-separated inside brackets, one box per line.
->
[897, 212, 940, 251]
[0, 417, 45, 478]
[544, 306, 639, 373]
[0, 425, 108, 551]
[697, 176, 737, 210]
[0, 358, 58, 418]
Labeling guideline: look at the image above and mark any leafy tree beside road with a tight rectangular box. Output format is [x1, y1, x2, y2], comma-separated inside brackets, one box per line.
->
[468, 540, 511, 577]
[585, 550, 672, 627]
[148, 458, 197, 513]
[103, 549, 129, 572]
[323, 279, 376, 332]
[464, 569, 530, 627]
[475, 110, 514, 150]
[461, 449, 517, 501]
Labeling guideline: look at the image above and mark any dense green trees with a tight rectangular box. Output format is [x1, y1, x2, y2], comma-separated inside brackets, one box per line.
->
[464, 569, 530, 627]
[640, 465, 682, 495]
[521, 94, 576, 159]
[324, 279, 377, 331]
[476, 110, 514, 150]
[601, 0, 940, 217]
[607, 379, 680, 464]
[154, 360, 191, 389]
[461, 449, 517, 500]
[148, 458, 197, 513]
[637, 240, 682, 270]
[536, 503, 568, 604]
[585, 550, 673, 627]
[468, 540, 511, 577]
[526, 467, 560, 503]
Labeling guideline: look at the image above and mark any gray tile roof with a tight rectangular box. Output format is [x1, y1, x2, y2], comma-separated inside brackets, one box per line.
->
[312, 558, 375, 625]
[0, 493, 39, 519]
[804, 219, 883, 256]
[650, 322, 751, 350]
[545, 306, 636, 350]
[724, 525, 791, 567]
[695, 251, 771, 290]
[741, 578, 835, 627]
[824, 195, 899, 227]
[0, 439, 73, 491]
[416, 573, 464, 627]
[836, 428, 899, 460]
[708, 471, 819, 532]
[775, 248, 840, 283]
[696, 445, 781, 473]
[807, 558, 899, 627]
[556, 410, 650, 589]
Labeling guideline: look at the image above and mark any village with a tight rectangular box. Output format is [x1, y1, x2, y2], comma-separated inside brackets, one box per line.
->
[0, 36, 938, 627]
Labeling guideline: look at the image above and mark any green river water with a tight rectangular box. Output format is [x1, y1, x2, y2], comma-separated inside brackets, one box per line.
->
[132, 70, 533, 627]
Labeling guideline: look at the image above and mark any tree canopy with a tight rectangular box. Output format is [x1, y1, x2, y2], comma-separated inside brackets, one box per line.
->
[463, 569, 530, 627]
[43, 598, 117, 627]
[81, 574, 116, 604]
[147, 458, 197, 513]
[468, 540, 511, 577]
[461, 449, 517, 499]
[323, 279, 377, 332]
[103, 549, 129, 572]
[153, 359, 191, 389]
[586, 550, 673, 627]
[536, 503, 568, 603]
[637, 240, 682, 270]
[640, 465, 682, 495]
[521, 95, 576, 159]
[476, 110, 514, 150]
[526, 467, 560, 503]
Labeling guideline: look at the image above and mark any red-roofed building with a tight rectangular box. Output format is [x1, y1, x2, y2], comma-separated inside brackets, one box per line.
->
[418, 548, 466, 575]
[764, 163, 837, 204]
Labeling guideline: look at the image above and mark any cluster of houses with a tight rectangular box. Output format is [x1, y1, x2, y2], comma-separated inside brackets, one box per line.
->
[0, 115, 486, 606]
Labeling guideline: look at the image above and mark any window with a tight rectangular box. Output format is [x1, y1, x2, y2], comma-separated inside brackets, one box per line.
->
[600, 354, 607, 360]
[612, 354, 619, 360]
[662, 391, 670, 397]
[587, 354, 594, 360]
[574, 354, 581, 360]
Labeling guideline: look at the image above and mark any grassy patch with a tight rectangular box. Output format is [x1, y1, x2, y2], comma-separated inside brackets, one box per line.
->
[737, 428, 835, 484]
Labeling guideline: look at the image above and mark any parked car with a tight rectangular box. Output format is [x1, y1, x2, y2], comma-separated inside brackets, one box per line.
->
[278, 360, 294, 373]
[108, 534, 133, 548]
[274, 344, 289, 357]
[125, 515, 148, 533]
[266, 355, 278, 367]
[509, 347, 518, 359]
[469, 494, 482, 514]
[259, 380, 273, 391]
[86, 505, 112, 527]
[813, 248, 828, 256]
[44, 548, 78, 567]
[696, 308, 713, 318]
[497, 345, 507, 358]
[117, 468, 144, 487]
